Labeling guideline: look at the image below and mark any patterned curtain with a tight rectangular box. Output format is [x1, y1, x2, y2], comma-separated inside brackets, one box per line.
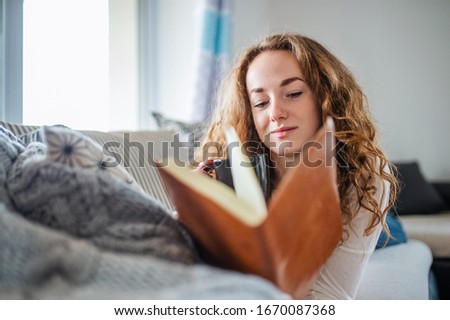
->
[191, 0, 233, 122]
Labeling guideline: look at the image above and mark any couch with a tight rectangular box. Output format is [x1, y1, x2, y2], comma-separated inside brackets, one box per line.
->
[0, 121, 434, 299]
[393, 162, 450, 299]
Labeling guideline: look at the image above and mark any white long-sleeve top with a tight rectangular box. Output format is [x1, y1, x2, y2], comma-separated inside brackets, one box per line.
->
[306, 174, 391, 300]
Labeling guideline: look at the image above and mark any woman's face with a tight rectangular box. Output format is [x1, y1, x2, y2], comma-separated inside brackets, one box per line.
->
[246, 50, 321, 160]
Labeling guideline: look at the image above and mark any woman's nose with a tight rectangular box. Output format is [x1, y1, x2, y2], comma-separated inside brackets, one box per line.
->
[270, 99, 288, 121]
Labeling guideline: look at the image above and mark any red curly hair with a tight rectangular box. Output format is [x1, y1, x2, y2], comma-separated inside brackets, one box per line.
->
[198, 33, 398, 236]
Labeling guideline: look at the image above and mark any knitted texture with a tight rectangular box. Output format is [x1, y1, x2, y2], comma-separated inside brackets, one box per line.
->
[42, 125, 145, 194]
[1, 124, 196, 264]
[0, 203, 285, 299]
[0, 127, 25, 207]
[6, 141, 197, 264]
[0, 125, 285, 299]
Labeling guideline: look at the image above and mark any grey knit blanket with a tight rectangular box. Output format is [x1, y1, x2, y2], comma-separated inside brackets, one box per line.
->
[0, 126, 284, 299]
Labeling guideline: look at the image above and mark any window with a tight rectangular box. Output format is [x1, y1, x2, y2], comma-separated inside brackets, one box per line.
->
[23, 0, 109, 130]
[22, 0, 141, 131]
[2, 0, 196, 130]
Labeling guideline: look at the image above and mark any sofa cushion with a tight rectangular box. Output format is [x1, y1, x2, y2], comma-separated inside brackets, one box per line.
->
[0, 121, 40, 136]
[394, 162, 447, 215]
[357, 239, 432, 299]
[400, 212, 450, 258]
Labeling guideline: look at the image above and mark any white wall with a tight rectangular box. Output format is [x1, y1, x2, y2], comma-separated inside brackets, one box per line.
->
[159, 0, 450, 180]
[232, 0, 450, 180]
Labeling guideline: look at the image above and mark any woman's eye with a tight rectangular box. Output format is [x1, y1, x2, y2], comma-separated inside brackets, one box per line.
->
[254, 101, 268, 108]
[287, 91, 302, 98]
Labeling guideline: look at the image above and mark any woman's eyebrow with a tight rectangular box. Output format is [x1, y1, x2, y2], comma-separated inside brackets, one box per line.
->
[280, 77, 305, 87]
[250, 77, 305, 94]
[250, 87, 264, 94]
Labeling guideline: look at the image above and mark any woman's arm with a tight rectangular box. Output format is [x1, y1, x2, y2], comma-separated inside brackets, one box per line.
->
[306, 173, 391, 300]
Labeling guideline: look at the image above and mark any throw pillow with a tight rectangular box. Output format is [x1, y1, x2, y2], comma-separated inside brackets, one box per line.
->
[6, 141, 198, 264]
[394, 161, 447, 215]
[42, 125, 145, 195]
[376, 211, 408, 249]
[18, 124, 69, 146]
[431, 182, 450, 209]
[152, 111, 206, 166]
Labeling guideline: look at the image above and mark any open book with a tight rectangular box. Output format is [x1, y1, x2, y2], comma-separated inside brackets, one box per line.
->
[157, 118, 342, 299]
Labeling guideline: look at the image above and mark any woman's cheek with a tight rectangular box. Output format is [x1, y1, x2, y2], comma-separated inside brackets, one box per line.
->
[253, 114, 268, 140]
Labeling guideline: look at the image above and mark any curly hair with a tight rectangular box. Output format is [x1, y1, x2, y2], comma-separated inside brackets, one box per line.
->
[197, 33, 398, 236]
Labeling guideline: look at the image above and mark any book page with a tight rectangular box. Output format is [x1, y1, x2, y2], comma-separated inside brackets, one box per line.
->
[225, 127, 267, 221]
[161, 158, 265, 226]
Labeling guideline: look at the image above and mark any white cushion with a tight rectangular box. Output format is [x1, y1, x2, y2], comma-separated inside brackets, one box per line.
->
[357, 240, 432, 299]
[400, 212, 450, 258]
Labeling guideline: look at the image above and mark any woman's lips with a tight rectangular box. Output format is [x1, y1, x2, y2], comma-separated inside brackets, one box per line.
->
[270, 126, 298, 139]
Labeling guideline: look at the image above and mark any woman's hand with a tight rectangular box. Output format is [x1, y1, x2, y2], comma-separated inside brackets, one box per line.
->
[192, 159, 215, 176]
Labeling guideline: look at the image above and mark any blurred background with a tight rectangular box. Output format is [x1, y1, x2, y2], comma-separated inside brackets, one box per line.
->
[1, 0, 449, 180]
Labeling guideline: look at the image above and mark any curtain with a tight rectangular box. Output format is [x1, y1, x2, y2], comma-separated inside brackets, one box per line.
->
[191, 0, 233, 122]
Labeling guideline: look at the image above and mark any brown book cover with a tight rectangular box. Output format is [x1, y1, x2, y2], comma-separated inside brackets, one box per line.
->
[157, 119, 342, 299]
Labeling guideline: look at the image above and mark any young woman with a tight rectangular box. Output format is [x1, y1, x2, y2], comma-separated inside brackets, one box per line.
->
[197, 33, 397, 299]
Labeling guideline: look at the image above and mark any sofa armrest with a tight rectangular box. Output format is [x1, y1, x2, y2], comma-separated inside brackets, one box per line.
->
[357, 240, 432, 299]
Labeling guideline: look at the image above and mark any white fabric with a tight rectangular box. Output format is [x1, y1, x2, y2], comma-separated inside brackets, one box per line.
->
[356, 239, 432, 299]
[400, 212, 450, 258]
[307, 174, 390, 300]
